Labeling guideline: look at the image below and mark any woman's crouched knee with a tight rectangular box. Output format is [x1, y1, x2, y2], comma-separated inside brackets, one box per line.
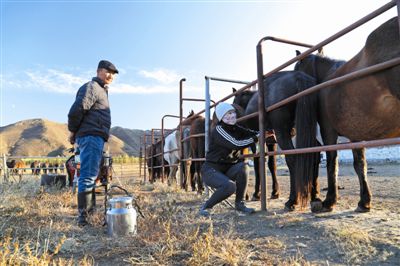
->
[223, 181, 236, 195]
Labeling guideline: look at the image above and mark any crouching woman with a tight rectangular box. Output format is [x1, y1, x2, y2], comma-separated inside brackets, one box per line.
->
[199, 102, 258, 216]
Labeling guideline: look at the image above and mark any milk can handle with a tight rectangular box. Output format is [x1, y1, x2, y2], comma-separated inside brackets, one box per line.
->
[106, 185, 132, 198]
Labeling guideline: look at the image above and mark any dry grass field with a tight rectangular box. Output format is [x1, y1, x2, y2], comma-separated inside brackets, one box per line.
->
[0, 162, 399, 265]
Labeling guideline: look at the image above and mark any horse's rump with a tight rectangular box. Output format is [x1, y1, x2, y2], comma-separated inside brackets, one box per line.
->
[294, 17, 400, 211]
[163, 131, 179, 165]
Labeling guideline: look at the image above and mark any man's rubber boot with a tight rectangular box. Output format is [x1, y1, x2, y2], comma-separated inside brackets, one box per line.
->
[77, 191, 93, 226]
[90, 188, 96, 213]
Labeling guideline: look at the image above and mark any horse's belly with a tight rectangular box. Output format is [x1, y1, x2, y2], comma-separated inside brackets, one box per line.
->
[326, 86, 400, 141]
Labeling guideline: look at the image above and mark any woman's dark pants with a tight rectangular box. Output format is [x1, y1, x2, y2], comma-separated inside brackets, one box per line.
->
[201, 162, 248, 209]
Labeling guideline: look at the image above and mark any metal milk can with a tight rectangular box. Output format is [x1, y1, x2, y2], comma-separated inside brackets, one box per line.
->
[106, 196, 137, 237]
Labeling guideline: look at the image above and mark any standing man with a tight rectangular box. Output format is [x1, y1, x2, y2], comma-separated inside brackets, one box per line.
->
[68, 60, 118, 226]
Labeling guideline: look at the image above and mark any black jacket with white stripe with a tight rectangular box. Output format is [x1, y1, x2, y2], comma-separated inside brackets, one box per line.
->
[205, 121, 258, 170]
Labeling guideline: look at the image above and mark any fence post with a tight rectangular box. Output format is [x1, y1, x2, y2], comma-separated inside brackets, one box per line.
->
[2, 154, 8, 182]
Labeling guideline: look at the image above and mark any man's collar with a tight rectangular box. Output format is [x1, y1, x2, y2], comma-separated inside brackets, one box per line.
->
[92, 77, 107, 88]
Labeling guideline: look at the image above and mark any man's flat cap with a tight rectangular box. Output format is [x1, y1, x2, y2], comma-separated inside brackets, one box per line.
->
[98, 60, 119, 74]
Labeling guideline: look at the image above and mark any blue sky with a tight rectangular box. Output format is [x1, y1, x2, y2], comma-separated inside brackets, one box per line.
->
[1, 0, 397, 130]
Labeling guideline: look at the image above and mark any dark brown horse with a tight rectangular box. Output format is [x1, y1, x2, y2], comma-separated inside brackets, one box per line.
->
[188, 115, 207, 193]
[232, 90, 279, 201]
[294, 17, 400, 212]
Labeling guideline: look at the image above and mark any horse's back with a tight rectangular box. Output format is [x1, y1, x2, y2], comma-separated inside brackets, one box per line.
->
[164, 131, 178, 150]
[242, 71, 315, 131]
[323, 17, 400, 140]
[365, 17, 400, 64]
[245, 71, 315, 116]
[366, 16, 400, 100]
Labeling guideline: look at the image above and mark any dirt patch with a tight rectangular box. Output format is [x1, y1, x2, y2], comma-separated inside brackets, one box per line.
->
[0, 162, 398, 265]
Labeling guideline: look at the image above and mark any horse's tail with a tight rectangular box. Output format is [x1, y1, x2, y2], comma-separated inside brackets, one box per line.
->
[295, 73, 320, 208]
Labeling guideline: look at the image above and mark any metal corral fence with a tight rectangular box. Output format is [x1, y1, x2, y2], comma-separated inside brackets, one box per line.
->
[1, 154, 141, 183]
[141, 1, 400, 211]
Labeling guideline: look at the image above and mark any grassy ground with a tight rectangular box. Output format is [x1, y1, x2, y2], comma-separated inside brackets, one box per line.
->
[0, 162, 399, 265]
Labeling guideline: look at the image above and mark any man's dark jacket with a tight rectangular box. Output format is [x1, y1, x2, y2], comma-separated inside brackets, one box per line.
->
[68, 77, 111, 141]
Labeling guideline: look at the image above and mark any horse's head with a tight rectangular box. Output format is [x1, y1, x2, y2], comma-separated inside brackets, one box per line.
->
[232, 88, 256, 111]
[181, 110, 199, 126]
[294, 50, 320, 81]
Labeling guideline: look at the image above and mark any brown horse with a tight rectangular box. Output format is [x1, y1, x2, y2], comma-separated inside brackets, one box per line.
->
[188, 114, 208, 193]
[294, 17, 400, 212]
[7, 159, 26, 182]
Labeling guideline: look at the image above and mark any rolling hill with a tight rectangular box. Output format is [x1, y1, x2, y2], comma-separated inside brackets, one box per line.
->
[0, 119, 145, 157]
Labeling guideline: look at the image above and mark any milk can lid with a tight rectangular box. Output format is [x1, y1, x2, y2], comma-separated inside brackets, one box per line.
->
[109, 196, 133, 204]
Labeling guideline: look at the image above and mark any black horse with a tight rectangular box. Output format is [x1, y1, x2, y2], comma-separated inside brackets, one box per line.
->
[230, 94, 279, 201]
[233, 71, 318, 210]
[294, 17, 400, 212]
[147, 139, 170, 182]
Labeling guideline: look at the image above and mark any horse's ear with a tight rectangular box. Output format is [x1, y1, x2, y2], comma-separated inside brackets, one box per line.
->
[232, 88, 237, 93]
[296, 50, 301, 56]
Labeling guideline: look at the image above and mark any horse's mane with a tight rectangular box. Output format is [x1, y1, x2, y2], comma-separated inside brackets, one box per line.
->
[316, 54, 345, 65]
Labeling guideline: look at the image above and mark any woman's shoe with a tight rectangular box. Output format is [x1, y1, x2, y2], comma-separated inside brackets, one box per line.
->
[235, 201, 255, 214]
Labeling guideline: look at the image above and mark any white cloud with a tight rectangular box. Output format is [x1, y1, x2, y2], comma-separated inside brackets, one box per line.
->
[111, 83, 176, 94]
[26, 69, 86, 94]
[2, 67, 189, 95]
[138, 69, 179, 84]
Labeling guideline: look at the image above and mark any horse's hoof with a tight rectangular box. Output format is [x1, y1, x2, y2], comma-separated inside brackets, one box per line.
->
[284, 205, 295, 212]
[310, 200, 323, 213]
[319, 207, 333, 213]
[284, 201, 296, 212]
[355, 205, 370, 213]
[251, 195, 260, 201]
[270, 193, 279, 200]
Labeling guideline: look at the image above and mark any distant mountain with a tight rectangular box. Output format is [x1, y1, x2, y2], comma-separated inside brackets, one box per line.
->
[0, 119, 145, 157]
[110, 126, 145, 156]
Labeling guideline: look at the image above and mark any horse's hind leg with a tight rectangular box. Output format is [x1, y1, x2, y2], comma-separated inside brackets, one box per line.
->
[168, 166, 178, 187]
[267, 143, 279, 199]
[275, 131, 297, 211]
[319, 149, 339, 212]
[310, 151, 323, 212]
[196, 162, 204, 194]
[352, 148, 371, 212]
[190, 163, 196, 191]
